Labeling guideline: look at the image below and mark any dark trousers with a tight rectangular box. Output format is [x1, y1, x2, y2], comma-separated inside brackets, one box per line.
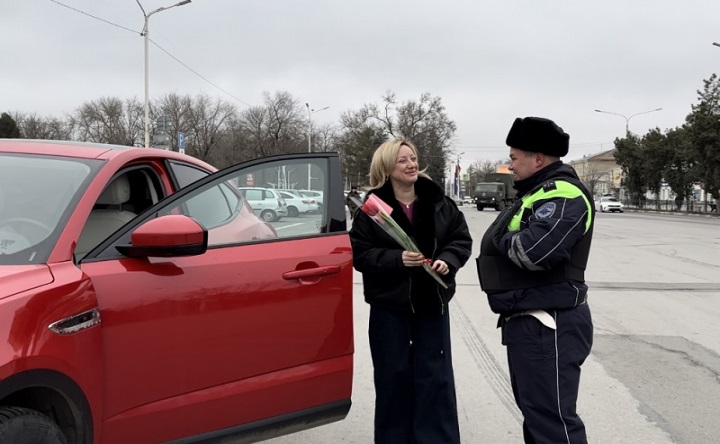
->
[369, 305, 461, 444]
[503, 304, 593, 444]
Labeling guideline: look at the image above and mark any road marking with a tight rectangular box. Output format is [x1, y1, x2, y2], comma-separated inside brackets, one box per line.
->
[274, 223, 304, 230]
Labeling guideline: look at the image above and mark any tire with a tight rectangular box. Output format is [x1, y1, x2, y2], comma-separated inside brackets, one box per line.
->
[0, 407, 67, 444]
[287, 206, 299, 217]
[260, 210, 276, 222]
[496, 200, 506, 211]
[476, 205, 484, 211]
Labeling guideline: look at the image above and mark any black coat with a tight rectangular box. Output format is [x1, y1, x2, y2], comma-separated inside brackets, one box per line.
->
[350, 177, 472, 314]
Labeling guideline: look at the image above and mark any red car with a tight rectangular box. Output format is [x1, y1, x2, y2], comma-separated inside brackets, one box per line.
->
[0, 139, 353, 444]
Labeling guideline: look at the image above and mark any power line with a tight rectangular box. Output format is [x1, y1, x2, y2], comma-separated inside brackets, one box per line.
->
[149, 39, 253, 107]
[49, 0, 139, 34]
[49, 0, 253, 108]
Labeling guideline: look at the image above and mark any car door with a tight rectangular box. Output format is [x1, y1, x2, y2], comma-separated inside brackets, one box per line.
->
[78, 153, 353, 444]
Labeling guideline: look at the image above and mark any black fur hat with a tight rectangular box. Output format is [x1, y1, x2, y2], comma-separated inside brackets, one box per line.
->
[505, 117, 569, 157]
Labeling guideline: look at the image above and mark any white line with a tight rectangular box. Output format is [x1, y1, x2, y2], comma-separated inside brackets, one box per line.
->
[554, 312, 571, 443]
[274, 223, 304, 230]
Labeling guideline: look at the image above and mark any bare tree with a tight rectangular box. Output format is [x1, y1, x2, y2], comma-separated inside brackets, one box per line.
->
[184, 94, 237, 163]
[154, 93, 193, 151]
[70, 97, 143, 146]
[364, 92, 457, 183]
[576, 161, 607, 197]
[11, 112, 73, 140]
[313, 123, 338, 153]
[232, 91, 306, 161]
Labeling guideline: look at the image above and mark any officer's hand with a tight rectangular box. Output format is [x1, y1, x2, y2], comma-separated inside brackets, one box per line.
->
[402, 251, 425, 267]
[431, 259, 449, 275]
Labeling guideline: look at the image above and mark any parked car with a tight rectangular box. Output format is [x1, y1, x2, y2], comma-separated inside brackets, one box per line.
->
[297, 189, 324, 209]
[237, 186, 289, 222]
[596, 195, 624, 213]
[0, 139, 353, 444]
[277, 190, 319, 217]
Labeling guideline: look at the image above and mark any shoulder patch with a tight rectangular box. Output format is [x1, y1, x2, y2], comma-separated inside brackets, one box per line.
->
[542, 180, 557, 192]
[535, 202, 556, 219]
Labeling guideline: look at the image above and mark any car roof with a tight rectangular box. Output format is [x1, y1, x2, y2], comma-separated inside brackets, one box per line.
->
[0, 139, 215, 169]
[0, 139, 126, 159]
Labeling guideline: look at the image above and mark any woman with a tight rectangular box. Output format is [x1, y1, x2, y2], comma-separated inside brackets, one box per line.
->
[350, 139, 472, 443]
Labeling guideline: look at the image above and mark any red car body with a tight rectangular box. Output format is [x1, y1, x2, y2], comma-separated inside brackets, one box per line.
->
[0, 140, 353, 443]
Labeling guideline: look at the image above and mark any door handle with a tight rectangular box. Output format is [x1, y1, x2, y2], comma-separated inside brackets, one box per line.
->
[282, 265, 341, 280]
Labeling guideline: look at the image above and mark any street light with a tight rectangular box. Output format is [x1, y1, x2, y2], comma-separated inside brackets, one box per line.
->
[137, 0, 192, 148]
[455, 152, 465, 197]
[305, 103, 329, 189]
[713, 42, 720, 48]
[594, 108, 662, 136]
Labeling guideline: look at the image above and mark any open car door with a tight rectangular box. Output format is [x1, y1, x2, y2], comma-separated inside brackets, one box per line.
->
[79, 153, 353, 444]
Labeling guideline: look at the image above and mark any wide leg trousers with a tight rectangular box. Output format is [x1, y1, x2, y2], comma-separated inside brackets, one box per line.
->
[369, 305, 461, 444]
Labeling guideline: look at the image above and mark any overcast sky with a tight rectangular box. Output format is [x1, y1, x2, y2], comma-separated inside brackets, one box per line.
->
[4, 0, 720, 167]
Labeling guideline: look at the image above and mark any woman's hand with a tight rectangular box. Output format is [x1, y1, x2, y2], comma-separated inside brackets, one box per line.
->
[401, 251, 425, 267]
[431, 259, 449, 275]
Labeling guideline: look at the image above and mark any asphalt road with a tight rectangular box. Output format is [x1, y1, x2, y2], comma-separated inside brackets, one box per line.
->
[266, 207, 720, 444]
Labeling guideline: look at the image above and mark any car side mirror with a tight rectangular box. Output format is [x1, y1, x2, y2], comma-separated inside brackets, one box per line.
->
[116, 215, 208, 258]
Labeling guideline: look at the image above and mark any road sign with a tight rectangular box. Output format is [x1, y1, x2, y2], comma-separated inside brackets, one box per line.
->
[177, 132, 185, 154]
[156, 116, 173, 133]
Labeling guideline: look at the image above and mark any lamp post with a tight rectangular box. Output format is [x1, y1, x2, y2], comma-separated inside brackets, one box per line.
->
[713, 42, 720, 48]
[594, 107, 662, 136]
[305, 103, 329, 189]
[454, 151, 465, 197]
[137, 0, 191, 148]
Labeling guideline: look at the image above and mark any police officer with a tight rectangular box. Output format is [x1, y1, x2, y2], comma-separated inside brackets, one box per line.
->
[477, 117, 594, 443]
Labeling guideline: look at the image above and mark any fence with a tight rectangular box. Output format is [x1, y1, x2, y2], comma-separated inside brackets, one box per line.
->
[622, 198, 718, 214]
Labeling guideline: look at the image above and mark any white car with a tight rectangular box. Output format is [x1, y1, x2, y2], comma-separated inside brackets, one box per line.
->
[298, 189, 324, 209]
[237, 187, 288, 221]
[596, 196, 624, 213]
[277, 190, 319, 217]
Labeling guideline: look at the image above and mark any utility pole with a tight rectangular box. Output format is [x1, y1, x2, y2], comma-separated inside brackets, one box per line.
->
[137, 0, 191, 148]
[305, 103, 329, 189]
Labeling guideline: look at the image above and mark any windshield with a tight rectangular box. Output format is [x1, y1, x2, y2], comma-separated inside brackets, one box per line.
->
[0, 153, 101, 264]
[476, 184, 502, 193]
[602, 197, 619, 202]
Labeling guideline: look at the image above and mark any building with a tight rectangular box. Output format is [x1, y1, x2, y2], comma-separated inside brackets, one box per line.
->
[568, 149, 622, 198]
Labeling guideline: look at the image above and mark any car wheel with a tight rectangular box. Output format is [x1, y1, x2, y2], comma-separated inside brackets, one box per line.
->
[601, 206, 606, 213]
[287, 206, 299, 217]
[0, 407, 67, 444]
[260, 210, 276, 222]
[477, 205, 484, 211]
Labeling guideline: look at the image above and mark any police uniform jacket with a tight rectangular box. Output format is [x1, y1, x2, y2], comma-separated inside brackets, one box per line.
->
[477, 161, 594, 315]
[350, 177, 472, 314]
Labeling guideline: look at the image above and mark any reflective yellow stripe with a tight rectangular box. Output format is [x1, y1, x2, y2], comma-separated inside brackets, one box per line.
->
[508, 181, 592, 233]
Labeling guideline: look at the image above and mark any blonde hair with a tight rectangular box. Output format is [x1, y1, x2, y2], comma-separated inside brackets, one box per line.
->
[368, 139, 431, 188]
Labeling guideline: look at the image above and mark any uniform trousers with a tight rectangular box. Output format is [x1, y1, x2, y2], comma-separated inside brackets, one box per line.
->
[503, 303, 593, 444]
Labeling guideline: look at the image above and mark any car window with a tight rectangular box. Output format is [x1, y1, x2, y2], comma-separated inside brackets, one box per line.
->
[243, 189, 263, 201]
[166, 158, 328, 245]
[76, 166, 165, 260]
[0, 153, 101, 264]
[181, 182, 239, 229]
[90, 155, 339, 262]
[168, 161, 211, 189]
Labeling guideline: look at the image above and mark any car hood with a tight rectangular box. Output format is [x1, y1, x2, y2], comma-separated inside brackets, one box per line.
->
[0, 265, 54, 299]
